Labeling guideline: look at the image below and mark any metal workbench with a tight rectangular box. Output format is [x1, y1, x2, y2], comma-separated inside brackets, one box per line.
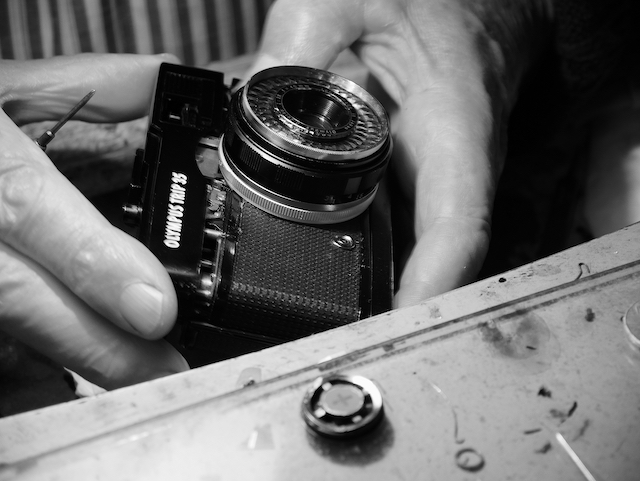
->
[1, 223, 639, 480]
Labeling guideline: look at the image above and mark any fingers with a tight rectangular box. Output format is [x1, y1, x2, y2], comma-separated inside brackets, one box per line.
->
[394, 217, 491, 307]
[392, 80, 497, 306]
[0, 110, 177, 339]
[247, 0, 367, 76]
[0, 52, 184, 387]
[250, 0, 504, 306]
[0, 53, 179, 125]
[0, 241, 188, 390]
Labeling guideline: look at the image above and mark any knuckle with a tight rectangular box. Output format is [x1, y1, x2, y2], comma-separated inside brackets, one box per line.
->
[61, 227, 138, 315]
[0, 159, 45, 240]
[62, 229, 113, 295]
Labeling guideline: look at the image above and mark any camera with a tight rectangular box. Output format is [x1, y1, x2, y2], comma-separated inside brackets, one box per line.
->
[123, 63, 393, 364]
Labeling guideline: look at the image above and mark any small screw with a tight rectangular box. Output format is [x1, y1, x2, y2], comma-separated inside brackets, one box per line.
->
[332, 234, 356, 250]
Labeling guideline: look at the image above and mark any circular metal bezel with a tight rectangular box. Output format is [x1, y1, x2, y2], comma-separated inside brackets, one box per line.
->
[301, 374, 384, 438]
[241, 66, 389, 161]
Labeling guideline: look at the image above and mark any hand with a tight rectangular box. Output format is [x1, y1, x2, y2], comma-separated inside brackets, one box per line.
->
[0, 53, 188, 390]
[248, 0, 550, 307]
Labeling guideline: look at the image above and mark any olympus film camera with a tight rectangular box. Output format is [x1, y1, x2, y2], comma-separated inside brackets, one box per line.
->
[124, 63, 393, 363]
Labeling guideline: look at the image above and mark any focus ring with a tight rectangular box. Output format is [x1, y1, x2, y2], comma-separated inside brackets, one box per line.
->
[222, 124, 386, 204]
[219, 143, 378, 224]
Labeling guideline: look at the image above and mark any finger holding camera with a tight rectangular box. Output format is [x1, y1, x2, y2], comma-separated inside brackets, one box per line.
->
[0, 53, 188, 390]
[249, 0, 551, 306]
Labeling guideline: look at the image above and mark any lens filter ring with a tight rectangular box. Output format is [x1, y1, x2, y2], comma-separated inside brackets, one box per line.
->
[222, 66, 391, 224]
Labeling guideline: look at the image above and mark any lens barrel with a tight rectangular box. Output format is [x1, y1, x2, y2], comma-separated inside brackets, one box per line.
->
[220, 66, 391, 224]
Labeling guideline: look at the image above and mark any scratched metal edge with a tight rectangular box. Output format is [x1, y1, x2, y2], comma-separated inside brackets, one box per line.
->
[218, 256, 640, 402]
[3, 257, 639, 473]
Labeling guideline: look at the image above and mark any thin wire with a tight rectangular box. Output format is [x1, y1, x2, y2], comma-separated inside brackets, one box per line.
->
[554, 431, 598, 481]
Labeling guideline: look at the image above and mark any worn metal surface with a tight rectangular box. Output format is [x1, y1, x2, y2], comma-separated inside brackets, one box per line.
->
[1, 224, 639, 480]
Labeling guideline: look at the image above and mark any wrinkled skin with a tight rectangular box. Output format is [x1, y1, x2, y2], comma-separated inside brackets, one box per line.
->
[0, 54, 188, 390]
[248, 0, 551, 306]
[0, 0, 553, 391]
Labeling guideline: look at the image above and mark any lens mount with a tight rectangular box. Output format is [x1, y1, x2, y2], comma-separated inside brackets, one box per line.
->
[221, 66, 391, 224]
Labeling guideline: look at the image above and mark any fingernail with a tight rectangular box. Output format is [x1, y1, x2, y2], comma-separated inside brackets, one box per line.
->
[120, 283, 164, 337]
[148, 353, 190, 381]
[150, 367, 190, 382]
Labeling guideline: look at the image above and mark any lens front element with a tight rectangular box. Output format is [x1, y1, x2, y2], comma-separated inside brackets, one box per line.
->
[279, 86, 357, 140]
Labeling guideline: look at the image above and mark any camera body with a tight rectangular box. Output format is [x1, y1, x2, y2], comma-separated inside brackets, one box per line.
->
[124, 63, 393, 363]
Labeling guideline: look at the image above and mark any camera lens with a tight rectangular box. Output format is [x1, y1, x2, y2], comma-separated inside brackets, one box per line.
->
[279, 87, 356, 140]
[220, 66, 391, 224]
